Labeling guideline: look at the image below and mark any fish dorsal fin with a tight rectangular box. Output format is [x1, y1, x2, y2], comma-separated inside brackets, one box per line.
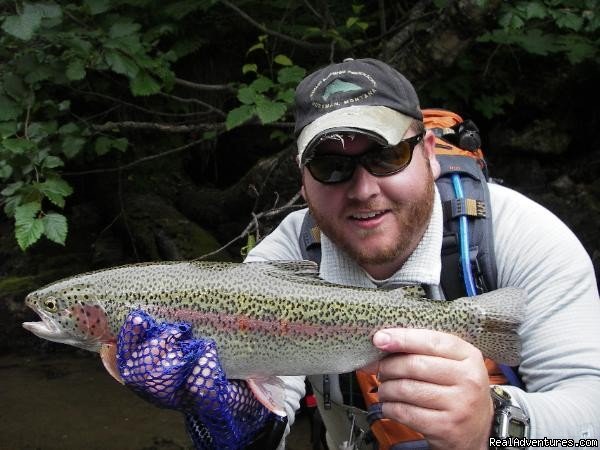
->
[246, 260, 366, 290]
[245, 260, 340, 285]
[265, 260, 320, 275]
[246, 260, 319, 277]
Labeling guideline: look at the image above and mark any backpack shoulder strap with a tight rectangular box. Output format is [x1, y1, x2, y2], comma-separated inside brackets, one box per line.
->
[424, 108, 497, 300]
[435, 153, 498, 299]
[299, 211, 322, 265]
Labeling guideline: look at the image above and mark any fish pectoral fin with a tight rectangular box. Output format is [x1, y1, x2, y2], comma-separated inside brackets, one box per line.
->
[100, 343, 124, 385]
[246, 376, 287, 417]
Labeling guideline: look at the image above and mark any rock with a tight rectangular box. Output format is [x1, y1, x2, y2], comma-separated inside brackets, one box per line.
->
[509, 120, 570, 155]
[119, 193, 232, 261]
[551, 175, 576, 195]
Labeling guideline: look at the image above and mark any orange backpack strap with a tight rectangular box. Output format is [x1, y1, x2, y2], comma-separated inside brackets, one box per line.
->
[486, 358, 509, 385]
[355, 358, 507, 450]
[356, 370, 426, 450]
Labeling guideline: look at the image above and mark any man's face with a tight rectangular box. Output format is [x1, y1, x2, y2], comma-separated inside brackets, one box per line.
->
[301, 129, 439, 278]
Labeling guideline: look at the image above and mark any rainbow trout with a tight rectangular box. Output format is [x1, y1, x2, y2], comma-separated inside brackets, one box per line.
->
[23, 260, 524, 412]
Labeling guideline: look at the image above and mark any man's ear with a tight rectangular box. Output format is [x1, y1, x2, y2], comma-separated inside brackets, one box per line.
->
[423, 130, 441, 179]
[297, 160, 307, 200]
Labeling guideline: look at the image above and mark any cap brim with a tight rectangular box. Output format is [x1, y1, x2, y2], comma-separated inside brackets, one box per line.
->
[297, 105, 413, 164]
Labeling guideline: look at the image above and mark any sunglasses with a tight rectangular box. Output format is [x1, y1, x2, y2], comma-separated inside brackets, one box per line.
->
[305, 133, 424, 184]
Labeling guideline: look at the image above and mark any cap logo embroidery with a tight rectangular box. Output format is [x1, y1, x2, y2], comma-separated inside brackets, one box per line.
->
[310, 70, 376, 110]
[322, 80, 362, 101]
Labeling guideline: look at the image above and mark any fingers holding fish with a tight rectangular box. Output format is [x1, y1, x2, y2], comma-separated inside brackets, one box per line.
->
[376, 353, 460, 386]
[378, 377, 455, 410]
[373, 328, 483, 362]
[374, 328, 493, 450]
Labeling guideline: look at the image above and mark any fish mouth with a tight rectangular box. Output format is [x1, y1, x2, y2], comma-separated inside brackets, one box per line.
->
[22, 308, 69, 342]
[22, 304, 100, 351]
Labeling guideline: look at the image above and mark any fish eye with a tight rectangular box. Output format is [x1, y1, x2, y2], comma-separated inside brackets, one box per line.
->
[43, 297, 58, 312]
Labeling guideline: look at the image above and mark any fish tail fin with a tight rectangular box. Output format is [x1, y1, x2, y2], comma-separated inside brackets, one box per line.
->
[468, 287, 526, 366]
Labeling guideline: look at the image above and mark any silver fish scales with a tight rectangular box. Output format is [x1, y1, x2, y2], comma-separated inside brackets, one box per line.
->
[23, 260, 524, 379]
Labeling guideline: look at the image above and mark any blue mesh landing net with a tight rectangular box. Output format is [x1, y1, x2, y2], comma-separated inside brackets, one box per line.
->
[117, 310, 274, 450]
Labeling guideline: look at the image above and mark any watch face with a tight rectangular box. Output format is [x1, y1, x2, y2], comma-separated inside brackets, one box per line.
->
[509, 418, 526, 438]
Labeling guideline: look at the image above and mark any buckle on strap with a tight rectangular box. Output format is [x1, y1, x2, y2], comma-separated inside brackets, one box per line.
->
[442, 198, 487, 219]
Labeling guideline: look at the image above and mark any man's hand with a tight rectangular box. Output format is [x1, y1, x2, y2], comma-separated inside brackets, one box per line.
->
[373, 328, 493, 450]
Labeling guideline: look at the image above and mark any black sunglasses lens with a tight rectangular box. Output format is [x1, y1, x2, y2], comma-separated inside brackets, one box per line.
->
[364, 141, 412, 176]
[307, 156, 355, 183]
[306, 134, 422, 183]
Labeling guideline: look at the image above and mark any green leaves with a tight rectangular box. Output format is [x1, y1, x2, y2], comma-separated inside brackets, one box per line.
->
[130, 71, 161, 96]
[41, 212, 68, 245]
[105, 50, 140, 78]
[277, 66, 306, 85]
[94, 136, 128, 155]
[226, 55, 305, 130]
[0, 96, 22, 121]
[481, 1, 598, 65]
[15, 202, 44, 250]
[2, 138, 36, 155]
[84, 0, 112, 15]
[0, 1, 183, 251]
[66, 60, 86, 81]
[255, 98, 288, 124]
[14, 201, 68, 250]
[4, 175, 73, 249]
[473, 94, 515, 119]
[109, 22, 141, 39]
[226, 105, 256, 130]
[274, 54, 293, 66]
[37, 178, 73, 208]
[1, 2, 62, 41]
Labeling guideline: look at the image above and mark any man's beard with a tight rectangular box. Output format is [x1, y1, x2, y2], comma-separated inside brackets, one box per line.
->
[308, 165, 435, 267]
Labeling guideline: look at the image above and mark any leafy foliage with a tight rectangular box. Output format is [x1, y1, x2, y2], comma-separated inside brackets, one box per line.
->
[0, 0, 597, 249]
[479, 0, 598, 64]
[226, 37, 305, 130]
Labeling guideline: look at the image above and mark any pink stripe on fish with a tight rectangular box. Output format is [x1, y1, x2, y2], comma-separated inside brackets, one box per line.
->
[151, 306, 373, 337]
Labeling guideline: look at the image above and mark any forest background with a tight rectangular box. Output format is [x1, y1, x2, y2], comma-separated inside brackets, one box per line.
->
[0, 1, 598, 448]
[1, 0, 599, 349]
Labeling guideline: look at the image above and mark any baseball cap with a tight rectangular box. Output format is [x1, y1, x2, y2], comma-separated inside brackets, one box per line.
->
[294, 58, 423, 165]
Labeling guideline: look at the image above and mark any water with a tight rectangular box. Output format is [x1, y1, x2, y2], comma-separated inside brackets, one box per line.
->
[0, 352, 313, 450]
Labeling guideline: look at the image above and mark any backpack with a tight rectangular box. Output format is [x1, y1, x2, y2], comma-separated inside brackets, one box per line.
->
[298, 109, 517, 450]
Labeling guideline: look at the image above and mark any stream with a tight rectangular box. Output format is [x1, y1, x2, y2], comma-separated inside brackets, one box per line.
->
[0, 352, 312, 450]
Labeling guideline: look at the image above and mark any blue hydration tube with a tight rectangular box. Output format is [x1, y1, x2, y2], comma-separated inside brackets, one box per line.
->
[450, 174, 524, 389]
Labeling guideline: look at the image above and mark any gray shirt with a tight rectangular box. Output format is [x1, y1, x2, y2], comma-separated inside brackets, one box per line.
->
[246, 183, 600, 449]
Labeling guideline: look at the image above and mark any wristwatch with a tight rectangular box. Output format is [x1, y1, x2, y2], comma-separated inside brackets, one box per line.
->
[489, 386, 530, 449]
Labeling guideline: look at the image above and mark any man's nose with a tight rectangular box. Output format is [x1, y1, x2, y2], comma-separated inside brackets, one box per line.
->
[346, 165, 381, 201]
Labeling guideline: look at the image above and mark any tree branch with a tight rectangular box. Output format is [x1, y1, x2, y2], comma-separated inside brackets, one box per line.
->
[64, 136, 218, 176]
[157, 92, 226, 118]
[92, 121, 223, 133]
[74, 89, 216, 118]
[219, 0, 332, 50]
[174, 77, 237, 93]
[302, 0, 324, 22]
[193, 191, 304, 261]
[92, 119, 294, 134]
